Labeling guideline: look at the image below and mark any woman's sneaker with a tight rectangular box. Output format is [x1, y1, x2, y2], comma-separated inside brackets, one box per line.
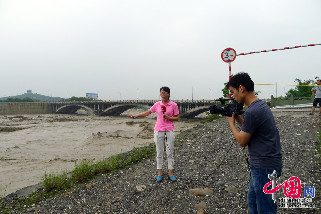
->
[156, 175, 163, 182]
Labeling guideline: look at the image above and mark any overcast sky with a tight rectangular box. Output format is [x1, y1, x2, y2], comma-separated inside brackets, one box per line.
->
[0, 0, 320, 100]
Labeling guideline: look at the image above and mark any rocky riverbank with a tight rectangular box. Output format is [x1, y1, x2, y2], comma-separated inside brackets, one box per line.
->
[4, 111, 321, 213]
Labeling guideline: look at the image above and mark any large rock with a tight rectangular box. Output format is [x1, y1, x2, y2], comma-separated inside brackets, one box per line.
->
[189, 188, 213, 196]
[225, 186, 239, 193]
[136, 185, 147, 192]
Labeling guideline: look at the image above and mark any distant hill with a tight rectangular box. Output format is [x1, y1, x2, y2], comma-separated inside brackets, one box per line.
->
[0, 92, 63, 102]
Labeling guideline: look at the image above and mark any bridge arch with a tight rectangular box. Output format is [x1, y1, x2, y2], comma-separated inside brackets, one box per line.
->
[100, 104, 148, 116]
[55, 105, 95, 114]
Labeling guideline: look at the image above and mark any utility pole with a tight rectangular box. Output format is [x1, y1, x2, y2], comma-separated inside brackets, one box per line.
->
[136, 88, 139, 102]
[192, 87, 194, 102]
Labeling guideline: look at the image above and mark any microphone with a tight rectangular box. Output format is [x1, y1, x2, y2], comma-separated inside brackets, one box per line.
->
[161, 105, 166, 113]
[161, 105, 167, 141]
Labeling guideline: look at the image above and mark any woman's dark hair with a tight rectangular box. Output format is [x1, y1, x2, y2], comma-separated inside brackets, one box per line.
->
[160, 86, 170, 94]
[227, 72, 254, 92]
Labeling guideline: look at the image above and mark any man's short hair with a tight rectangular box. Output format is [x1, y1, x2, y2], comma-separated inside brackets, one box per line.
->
[227, 72, 254, 92]
[160, 86, 170, 94]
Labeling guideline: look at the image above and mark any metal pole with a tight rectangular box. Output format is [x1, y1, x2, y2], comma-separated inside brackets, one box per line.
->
[229, 63, 232, 103]
[192, 87, 194, 102]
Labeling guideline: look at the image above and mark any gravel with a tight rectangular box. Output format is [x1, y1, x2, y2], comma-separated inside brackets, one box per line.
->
[7, 111, 321, 213]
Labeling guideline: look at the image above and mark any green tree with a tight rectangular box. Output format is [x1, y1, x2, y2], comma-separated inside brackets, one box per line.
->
[285, 78, 315, 98]
[221, 81, 230, 98]
[4, 97, 36, 102]
[22, 97, 35, 102]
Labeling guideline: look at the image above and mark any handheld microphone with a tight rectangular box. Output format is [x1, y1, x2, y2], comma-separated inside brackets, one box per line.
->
[161, 105, 167, 141]
[161, 105, 166, 113]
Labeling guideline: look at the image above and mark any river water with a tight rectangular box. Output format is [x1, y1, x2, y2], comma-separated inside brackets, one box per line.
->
[0, 108, 200, 197]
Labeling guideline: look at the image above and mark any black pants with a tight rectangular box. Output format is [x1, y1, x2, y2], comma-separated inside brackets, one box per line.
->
[313, 98, 321, 107]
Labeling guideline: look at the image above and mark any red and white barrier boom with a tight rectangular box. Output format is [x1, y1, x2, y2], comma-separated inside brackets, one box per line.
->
[221, 43, 321, 99]
[237, 44, 321, 56]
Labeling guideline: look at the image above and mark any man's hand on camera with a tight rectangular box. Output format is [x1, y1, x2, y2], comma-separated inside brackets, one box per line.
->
[224, 112, 236, 125]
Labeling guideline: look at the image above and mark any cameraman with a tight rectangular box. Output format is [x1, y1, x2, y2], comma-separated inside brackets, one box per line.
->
[225, 72, 282, 214]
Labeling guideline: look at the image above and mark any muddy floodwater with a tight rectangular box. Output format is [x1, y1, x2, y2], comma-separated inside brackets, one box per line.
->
[0, 109, 200, 197]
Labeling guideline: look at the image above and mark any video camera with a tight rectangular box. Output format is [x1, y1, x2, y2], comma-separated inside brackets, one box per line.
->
[210, 98, 244, 117]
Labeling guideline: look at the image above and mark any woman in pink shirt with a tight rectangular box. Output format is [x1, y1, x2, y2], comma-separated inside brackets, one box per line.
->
[129, 87, 179, 182]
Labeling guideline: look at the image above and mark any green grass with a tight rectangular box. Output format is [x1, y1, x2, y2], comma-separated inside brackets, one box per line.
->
[43, 171, 71, 192]
[0, 144, 156, 213]
[200, 111, 221, 124]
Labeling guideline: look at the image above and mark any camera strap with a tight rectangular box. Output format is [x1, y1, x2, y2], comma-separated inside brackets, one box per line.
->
[244, 147, 250, 171]
[243, 147, 251, 188]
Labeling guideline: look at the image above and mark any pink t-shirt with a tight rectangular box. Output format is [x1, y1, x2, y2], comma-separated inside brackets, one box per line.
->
[150, 100, 179, 131]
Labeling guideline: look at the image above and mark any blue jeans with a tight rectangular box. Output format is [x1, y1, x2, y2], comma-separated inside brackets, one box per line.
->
[248, 167, 282, 214]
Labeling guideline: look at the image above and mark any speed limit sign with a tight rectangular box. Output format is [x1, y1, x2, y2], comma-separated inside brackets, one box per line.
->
[221, 48, 236, 63]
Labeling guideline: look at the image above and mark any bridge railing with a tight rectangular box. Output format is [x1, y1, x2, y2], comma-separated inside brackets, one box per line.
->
[50, 99, 215, 104]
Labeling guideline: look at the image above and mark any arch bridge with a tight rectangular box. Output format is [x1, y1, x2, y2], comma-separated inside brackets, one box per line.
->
[53, 100, 213, 119]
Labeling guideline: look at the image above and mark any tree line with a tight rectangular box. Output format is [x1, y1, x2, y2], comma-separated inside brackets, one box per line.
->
[0, 96, 95, 103]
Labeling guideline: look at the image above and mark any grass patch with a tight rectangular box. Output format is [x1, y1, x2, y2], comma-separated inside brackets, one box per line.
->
[0, 144, 156, 212]
[176, 136, 189, 146]
[43, 171, 72, 192]
[72, 160, 94, 183]
[200, 111, 221, 124]
[0, 190, 57, 214]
